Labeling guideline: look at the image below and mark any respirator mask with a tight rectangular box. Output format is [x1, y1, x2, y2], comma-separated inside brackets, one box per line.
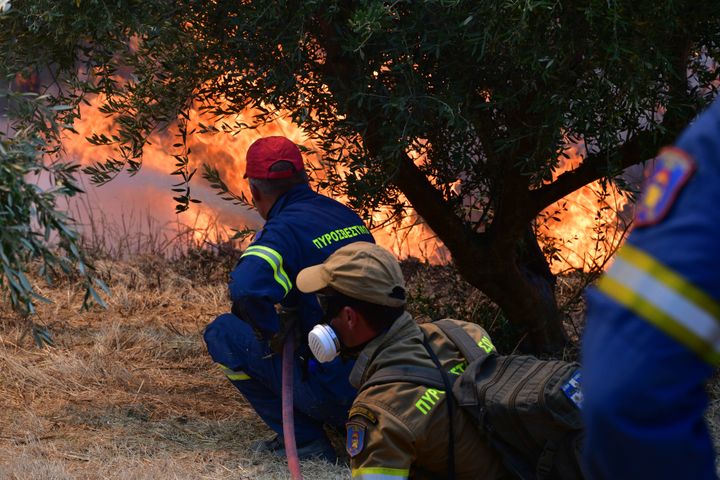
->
[308, 323, 342, 363]
[307, 292, 354, 363]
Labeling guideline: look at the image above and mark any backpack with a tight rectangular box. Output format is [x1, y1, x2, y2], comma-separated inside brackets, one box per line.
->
[361, 319, 585, 480]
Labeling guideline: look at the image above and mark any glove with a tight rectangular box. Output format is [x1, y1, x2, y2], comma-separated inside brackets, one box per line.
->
[269, 305, 302, 354]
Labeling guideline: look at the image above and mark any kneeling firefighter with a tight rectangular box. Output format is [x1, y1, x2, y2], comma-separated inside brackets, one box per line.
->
[203, 137, 375, 463]
[297, 242, 586, 480]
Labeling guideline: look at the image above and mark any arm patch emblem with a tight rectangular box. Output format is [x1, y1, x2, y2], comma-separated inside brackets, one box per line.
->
[346, 421, 366, 458]
[635, 147, 696, 227]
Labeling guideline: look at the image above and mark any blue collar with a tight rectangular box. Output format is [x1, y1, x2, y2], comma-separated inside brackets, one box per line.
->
[266, 183, 315, 220]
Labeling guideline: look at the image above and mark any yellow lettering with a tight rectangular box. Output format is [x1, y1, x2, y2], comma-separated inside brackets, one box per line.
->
[415, 399, 431, 415]
[415, 388, 445, 415]
[478, 336, 495, 354]
[428, 388, 444, 401]
[450, 362, 467, 375]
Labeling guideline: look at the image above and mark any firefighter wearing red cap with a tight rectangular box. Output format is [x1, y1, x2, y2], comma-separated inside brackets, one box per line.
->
[582, 98, 720, 479]
[204, 136, 374, 461]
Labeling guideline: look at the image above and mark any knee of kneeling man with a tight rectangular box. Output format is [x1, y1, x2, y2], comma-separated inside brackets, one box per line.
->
[203, 313, 242, 348]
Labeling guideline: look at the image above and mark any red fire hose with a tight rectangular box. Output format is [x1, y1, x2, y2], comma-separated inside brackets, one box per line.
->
[282, 330, 303, 480]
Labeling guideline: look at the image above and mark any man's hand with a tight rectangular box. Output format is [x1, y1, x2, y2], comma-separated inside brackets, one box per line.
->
[269, 306, 302, 354]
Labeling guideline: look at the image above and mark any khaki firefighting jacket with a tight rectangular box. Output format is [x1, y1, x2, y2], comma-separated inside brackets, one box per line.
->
[346, 312, 512, 480]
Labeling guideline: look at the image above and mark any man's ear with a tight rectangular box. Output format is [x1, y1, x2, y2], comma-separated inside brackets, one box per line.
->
[344, 306, 360, 330]
[342, 306, 379, 346]
[249, 182, 261, 201]
[345, 306, 373, 332]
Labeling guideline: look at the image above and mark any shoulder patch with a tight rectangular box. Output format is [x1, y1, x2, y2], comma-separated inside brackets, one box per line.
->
[348, 405, 378, 424]
[561, 369, 584, 410]
[635, 147, 696, 227]
[346, 421, 366, 458]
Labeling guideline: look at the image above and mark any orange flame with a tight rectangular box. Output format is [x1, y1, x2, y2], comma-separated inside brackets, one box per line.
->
[64, 95, 627, 270]
[536, 144, 630, 273]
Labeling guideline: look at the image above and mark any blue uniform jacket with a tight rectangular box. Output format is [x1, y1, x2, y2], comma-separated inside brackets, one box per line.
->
[229, 183, 375, 339]
[582, 99, 720, 479]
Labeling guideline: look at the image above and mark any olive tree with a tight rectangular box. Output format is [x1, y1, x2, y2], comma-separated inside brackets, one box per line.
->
[2, 0, 718, 352]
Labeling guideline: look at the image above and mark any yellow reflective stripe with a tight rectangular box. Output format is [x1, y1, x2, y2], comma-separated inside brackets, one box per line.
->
[351, 467, 409, 479]
[218, 363, 251, 381]
[619, 244, 720, 318]
[599, 244, 720, 365]
[598, 276, 720, 365]
[241, 245, 291, 296]
[244, 245, 292, 291]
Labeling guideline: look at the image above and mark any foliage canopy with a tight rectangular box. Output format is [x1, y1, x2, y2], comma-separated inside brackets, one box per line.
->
[1, 0, 718, 351]
[0, 92, 108, 336]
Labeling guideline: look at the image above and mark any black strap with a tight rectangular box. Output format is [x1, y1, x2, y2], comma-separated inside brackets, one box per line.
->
[363, 320, 493, 392]
[536, 440, 559, 480]
[360, 366, 445, 392]
[431, 319, 490, 363]
[421, 335, 456, 480]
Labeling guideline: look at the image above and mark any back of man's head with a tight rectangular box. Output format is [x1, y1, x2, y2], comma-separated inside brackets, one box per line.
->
[244, 136, 308, 195]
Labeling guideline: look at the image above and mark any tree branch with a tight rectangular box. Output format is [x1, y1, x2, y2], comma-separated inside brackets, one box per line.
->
[529, 131, 644, 215]
[528, 106, 695, 218]
[392, 151, 481, 257]
[530, 36, 697, 218]
[312, 12, 481, 262]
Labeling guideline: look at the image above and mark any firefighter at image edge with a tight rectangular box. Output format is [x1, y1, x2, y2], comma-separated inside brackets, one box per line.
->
[203, 136, 375, 462]
[581, 97, 720, 479]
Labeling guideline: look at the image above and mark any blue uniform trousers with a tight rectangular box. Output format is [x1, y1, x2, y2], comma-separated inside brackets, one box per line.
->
[204, 313, 357, 444]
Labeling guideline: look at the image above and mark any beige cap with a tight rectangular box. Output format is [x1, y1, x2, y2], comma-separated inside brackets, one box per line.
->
[297, 242, 406, 307]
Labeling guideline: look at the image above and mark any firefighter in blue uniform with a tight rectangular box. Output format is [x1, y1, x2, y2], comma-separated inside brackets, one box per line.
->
[204, 136, 374, 461]
[582, 98, 720, 479]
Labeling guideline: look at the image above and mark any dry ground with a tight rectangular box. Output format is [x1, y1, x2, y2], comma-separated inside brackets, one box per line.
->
[1, 255, 719, 478]
[0, 257, 349, 479]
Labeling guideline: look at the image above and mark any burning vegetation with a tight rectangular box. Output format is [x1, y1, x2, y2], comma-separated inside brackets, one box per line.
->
[65, 95, 630, 273]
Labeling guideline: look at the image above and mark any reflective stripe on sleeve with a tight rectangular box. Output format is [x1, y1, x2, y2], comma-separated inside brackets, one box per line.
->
[351, 467, 410, 480]
[599, 243, 720, 365]
[241, 245, 292, 296]
[218, 364, 250, 381]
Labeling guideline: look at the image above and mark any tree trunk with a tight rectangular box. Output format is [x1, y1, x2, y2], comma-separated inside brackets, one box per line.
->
[457, 230, 567, 354]
[388, 147, 567, 354]
[316, 20, 568, 354]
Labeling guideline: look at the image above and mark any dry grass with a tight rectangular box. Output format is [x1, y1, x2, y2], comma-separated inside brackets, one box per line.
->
[0, 257, 350, 480]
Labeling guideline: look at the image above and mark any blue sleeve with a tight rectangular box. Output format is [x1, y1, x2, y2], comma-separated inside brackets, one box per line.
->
[631, 98, 720, 301]
[581, 292, 715, 480]
[581, 98, 720, 480]
[228, 229, 295, 336]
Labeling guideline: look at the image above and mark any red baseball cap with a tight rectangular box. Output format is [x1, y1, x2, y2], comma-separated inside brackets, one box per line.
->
[244, 136, 304, 179]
